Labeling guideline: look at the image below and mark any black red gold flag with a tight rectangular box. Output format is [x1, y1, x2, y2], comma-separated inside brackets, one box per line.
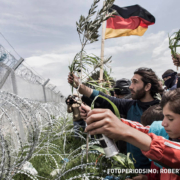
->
[105, 4, 155, 39]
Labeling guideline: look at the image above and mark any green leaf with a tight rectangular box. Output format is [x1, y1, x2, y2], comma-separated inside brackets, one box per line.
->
[88, 145, 105, 154]
[127, 152, 135, 169]
[91, 95, 121, 119]
[169, 29, 180, 57]
[112, 153, 127, 167]
[91, 33, 99, 39]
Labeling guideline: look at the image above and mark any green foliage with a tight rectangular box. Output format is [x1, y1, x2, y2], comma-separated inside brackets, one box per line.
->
[76, 0, 117, 45]
[169, 29, 180, 57]
[89, 95, 136, 179]
[13, 112, 136, 180]
[68, 52, 112, 75]
[84, 69, 115, 86]
[91, 95, 120, 119]
[69, 0, 117, 93]
[13, 174, 32, 180]
[85, 69, 115, 95]
[68, 51, 112, 94]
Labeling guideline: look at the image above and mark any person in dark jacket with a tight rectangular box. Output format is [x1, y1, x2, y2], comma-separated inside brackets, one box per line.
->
[113, 78, 131, 154]
[114, 78, 132, 99]
[68, 67, 164, 170]
[162, 69, 177, 90]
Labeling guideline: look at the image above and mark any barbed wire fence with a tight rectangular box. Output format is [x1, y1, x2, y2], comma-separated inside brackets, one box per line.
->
[0, 44, 65, 103]
[0, 90, 70, 179]
[0, 44, 70, 179]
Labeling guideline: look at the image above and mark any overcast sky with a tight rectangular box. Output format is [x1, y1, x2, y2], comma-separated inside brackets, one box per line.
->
[0, 0, 180, 97]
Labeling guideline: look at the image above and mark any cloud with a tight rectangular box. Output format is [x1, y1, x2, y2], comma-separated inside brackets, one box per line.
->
[25, 53, 73, 67]
[24, 52, 76, 96]
[152, 37, 169, 58]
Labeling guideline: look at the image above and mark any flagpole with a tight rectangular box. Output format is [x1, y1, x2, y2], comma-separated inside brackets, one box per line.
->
[99, 1, 106, 82]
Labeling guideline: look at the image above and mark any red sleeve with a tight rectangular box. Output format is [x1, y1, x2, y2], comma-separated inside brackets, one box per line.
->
[121, 118, 150, 134]
[142, 133, 180, 168]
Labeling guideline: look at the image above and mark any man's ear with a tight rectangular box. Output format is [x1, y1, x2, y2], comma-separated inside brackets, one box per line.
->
[145, 83, 151, 92]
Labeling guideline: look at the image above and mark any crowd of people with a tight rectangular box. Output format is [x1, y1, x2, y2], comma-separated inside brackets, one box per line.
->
[65, 54, 180, 180]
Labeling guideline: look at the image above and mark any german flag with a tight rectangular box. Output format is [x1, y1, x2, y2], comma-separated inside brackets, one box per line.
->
[105, 4, 155, 39]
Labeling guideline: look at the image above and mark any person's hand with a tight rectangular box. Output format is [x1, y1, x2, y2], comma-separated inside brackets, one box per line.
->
[172, 54, 180, 67]
[84, 109, 127, 140]
[79, 103, 91, 120]
[67, 99, 70, 104]
[126, 174, 147, 180]
[68, 72, 80, 88]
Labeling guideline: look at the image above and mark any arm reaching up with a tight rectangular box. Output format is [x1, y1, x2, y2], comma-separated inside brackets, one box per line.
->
[68, 72, 93, 97]
[172, 54, 180, 67]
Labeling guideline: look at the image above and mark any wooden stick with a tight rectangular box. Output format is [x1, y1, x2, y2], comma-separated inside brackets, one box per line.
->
[86, 132, 89, 163]
[99, 1, 106, 83]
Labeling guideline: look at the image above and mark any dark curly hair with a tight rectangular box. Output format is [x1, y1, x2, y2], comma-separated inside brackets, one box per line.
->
[160, 88, 180, 115]
[134, 67, 164, 97]
[141, 104, 164, 126]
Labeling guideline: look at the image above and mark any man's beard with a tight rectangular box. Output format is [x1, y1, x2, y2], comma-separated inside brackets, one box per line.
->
[131, 87, 146, 100]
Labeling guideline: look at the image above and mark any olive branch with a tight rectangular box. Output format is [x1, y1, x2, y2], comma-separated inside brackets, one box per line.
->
[169, 29, 180, 70]
[85, 69, 115, 95]
[68, 0, 117, 93]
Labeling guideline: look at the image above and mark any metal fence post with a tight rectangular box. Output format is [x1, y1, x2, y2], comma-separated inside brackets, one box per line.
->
[43, 79, 50, 103]
[0, 58, 24, 89]
[11, 70, 18, 94]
